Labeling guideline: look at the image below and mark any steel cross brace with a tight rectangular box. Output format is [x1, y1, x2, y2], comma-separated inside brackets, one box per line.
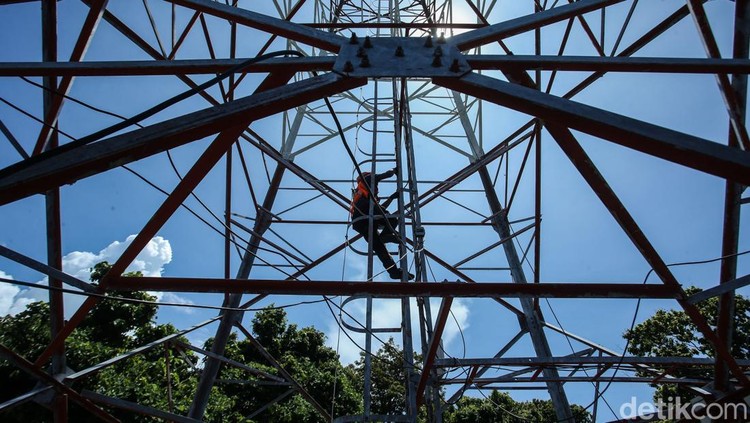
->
[0, 344, 120, 423]
[433, 73, 750, 186]
[475, 164, 574, 421]
[30, 73, 362, 369]
[188, 165, 287, 418]
[451, 0, 624, 51]
[0, 244, 95, 293]
[446, 329, 527, 404]
[81, 391, 201, 423]
[416, 297, 453, 406]
[433, 72, 750, 387]
[166, 0, 345, 52]
[0, 73, 366, 206]
[235, 323, 331, 421]
[686, 0, 750, 151]
[32, 0, 109, 155]
[0, 386, 52, 413]
[447, 61, 573, 419]
[189, 71, 364, 416]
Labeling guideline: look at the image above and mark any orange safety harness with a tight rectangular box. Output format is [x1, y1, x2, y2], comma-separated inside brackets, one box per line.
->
[350, 178, 375, 217]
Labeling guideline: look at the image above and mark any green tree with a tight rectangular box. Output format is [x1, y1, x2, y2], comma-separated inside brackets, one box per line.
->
[445, 391, 526, 423]
[0, 261, 237, 422]
[352, 338, 591, 422]
[353, 337, 418, 416]
[623, 287, 750, 401]
[444, 391, 592, 423]
[208, 305, 362, 422]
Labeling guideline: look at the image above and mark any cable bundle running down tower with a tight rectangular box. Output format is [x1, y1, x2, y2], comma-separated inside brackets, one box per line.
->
[0, 0, 749, 422]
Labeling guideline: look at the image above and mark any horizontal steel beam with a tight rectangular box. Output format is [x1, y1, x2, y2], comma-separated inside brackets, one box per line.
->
[5, 55, 744, 78]
[457, 376, 712, 385]
[0, 57, 335, 76]
[107, 277, 679, 298]
[451, 0, 624, 50]
[0, 344, 119, 423]
[435, 356, 750, 367]
[434, 72, 750, 185]
[467, 55, 750, 74]
[166, 0, 345, 52]
[0, 73, 366, 205]
[304, 22, 485, 29]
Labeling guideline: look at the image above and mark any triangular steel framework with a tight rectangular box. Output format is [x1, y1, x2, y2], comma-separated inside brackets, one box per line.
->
[0, 0, 749, 422]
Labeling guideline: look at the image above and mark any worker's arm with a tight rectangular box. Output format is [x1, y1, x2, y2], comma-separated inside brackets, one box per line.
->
[376, 167, 397, 182]
[380, 191, 399, 209]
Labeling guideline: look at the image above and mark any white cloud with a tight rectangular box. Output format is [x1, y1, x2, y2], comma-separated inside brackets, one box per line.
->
[441, 298, 470, 357]
[152, 292, 196, 314]
[64, 234, 173, 279]
[1, 235, 190, 317]
[0, 270, 20, 316]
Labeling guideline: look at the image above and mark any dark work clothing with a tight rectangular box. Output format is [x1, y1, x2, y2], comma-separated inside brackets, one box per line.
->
[350, 170, 394, 217]
[351, 170, 399, 274]
[352, 212, 398, 271]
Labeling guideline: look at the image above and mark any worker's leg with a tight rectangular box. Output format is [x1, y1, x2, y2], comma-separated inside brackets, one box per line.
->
[376, 211, 401, 244]
[353, 219, 397, 271]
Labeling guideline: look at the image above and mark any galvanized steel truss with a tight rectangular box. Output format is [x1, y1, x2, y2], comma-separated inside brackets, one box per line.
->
[0, 0, 749, 421]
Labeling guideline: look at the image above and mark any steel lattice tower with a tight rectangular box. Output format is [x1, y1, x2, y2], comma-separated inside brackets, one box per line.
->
[0, 0, 749, 422]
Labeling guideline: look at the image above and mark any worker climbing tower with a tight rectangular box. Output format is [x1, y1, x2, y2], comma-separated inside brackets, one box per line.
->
[0, 0, 749, 422]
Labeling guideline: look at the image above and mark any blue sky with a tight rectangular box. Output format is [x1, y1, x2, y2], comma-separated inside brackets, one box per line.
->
[1, 1, 749, 421]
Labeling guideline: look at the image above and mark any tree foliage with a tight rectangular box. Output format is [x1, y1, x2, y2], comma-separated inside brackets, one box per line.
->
[0, 262, 229, 422]
[443, 390, 592, 423]
[1, 262, 595, 422]
[209, 305, 362, 422]
[623, 286, 750, 401]
[354, 337, 416, 416]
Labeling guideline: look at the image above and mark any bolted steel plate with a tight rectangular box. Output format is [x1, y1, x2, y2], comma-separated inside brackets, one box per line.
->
[334, 36, 471, 78]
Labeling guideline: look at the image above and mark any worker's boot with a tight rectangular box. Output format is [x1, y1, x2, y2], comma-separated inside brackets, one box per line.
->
[388, 267, 414, 280]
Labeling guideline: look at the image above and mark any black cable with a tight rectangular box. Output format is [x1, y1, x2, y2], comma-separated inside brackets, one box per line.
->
[0, 96, 77, 141]
[473, 385, 533, 422]
[584, 248, 750, 411]
[9, 53, 316, 280]
[18, 69, 314, 280]
[543, 296, 618, 419]
[322, 294, 420, 372]
[19, 76, 145, 128]
[122, 164, 310, 280]
[320, 90, 406, 247]
[0, 50, 303, 178]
